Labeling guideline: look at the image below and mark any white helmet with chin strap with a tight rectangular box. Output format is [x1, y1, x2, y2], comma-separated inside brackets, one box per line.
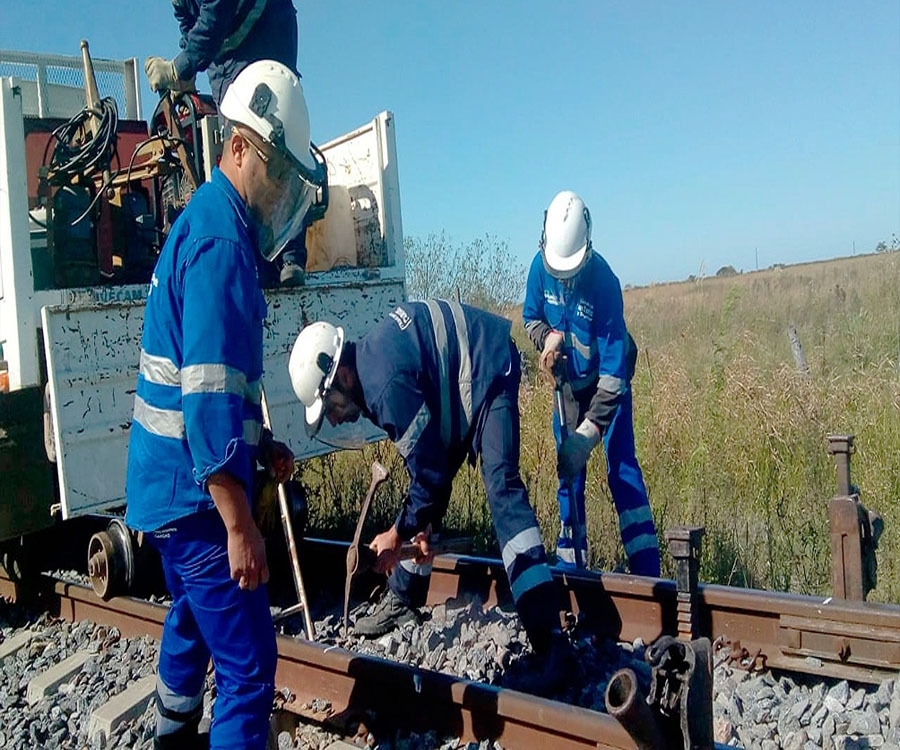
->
[288, 321, 344, 437]
[540, 190, 592, 279]
[220, 59, 327, 260]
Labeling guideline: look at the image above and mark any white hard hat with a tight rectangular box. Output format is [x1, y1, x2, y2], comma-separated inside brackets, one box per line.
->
[540, 190, 592, 279]
[289, 321, 345, 437]
[220, 60, 327, 260]
[220, 59, 316, 173]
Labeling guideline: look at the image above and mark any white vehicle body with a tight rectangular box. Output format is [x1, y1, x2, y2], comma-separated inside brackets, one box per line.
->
[0, 49, 403, 533]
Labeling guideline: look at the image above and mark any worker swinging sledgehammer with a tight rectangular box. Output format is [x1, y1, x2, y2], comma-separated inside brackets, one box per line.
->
[289, 301, 578, 695]
[523, 190, 661, 575]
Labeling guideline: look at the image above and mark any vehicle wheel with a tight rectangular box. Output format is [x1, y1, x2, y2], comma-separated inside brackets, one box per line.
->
[87, 519, 134, 600]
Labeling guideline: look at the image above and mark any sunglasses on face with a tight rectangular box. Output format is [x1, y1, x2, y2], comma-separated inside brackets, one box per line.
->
[237, 127, 296, 183]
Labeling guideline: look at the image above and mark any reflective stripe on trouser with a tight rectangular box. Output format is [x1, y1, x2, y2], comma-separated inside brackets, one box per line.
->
[148, 510, 277, 750]
[553, 386, 660, 576]
[389, 350, 558, 647]
[155, 674, 203, 737]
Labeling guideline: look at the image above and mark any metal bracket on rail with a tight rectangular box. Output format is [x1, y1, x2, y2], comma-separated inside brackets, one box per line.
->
[712, 636, 766, 673]
[827, 434, 884, 601]
[606, 635, 714, 750]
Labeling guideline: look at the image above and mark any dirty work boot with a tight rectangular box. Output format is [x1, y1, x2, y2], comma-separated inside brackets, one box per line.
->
[154, 720, 209, 750]
[507, 630, 577, 698]
[354, 589, 420, 637]
[279, 261, 306, 287]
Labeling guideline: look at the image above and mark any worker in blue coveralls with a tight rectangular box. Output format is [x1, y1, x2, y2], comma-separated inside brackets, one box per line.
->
[144, 0, 308, 286]
[288, 301, 576, 694]
[523, 190, 661, 576]
[125, 61, 326, 750]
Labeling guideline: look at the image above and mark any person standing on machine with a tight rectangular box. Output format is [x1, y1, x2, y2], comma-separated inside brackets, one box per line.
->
[144, 0, 308, 286]
[523, 190, 661, 576]
[126, 61, 325, 750]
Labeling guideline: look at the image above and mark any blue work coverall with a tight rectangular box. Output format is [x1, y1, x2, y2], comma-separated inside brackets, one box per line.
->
[172, 0, 298, 104]
[358, 300, 560, 649]
[523, 252, 661, 576]
[126, 167, 276, 750]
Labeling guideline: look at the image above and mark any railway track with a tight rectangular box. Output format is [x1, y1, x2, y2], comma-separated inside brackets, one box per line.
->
[2, 537, 898, 748]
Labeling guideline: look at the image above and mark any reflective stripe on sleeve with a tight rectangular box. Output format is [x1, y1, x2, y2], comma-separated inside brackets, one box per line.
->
[395, 401, 431, 459]
[133, 395, 185, 439]
[139, 351, 180, 387]
[182, 363, 261, 403]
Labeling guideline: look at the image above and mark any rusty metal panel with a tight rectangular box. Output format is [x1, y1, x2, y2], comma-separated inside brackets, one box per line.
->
[41, 301, 144, 518]
[260, 279, 405, 458]
[40, 279, 404, 520]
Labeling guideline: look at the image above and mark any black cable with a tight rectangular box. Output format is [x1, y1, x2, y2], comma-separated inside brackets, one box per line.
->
[45, 97, 119, 194]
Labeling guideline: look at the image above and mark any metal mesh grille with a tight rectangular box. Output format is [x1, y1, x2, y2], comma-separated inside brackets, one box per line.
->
[0, 49, 139, 119]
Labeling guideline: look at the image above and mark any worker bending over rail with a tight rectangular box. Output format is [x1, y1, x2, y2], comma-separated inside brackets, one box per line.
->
[126, 61, 325, 750]
[523, 190, 661, 575]
[290, 301, 576, 693]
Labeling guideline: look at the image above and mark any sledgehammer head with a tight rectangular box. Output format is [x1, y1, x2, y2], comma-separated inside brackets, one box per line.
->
[343, 461, 390, 636]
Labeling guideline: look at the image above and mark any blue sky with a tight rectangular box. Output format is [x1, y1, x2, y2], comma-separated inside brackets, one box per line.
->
[2, 1, 898, 287]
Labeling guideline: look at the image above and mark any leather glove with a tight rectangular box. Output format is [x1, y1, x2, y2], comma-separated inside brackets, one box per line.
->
[144, 56, 195, 93]
[539, 330, 565, 379]
[559, 419, 601, 480]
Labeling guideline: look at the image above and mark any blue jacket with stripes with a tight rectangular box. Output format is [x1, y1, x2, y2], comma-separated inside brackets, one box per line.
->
[357, 301, 514, 539]
[125, 167, 267, 532]
[522, 251, 630, 432]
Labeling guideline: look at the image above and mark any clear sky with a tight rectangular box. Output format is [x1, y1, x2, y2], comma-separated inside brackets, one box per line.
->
[2, 1, 898, 286]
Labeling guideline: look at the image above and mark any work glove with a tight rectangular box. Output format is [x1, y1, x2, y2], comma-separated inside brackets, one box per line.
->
[144, 56, 195, 93]
[559, 419, 601, 480]
[539, 330, 565, 383]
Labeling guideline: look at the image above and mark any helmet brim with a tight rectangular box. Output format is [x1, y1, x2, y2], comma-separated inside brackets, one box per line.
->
[305, 399, 325, 438]
[541, 242, 589, 280]
[301, 325, 345, 438]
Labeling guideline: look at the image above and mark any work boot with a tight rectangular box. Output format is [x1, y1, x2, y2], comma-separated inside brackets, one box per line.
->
[506, 631, 577, 698]
[153, 721, 209, 750]
[353, 589, 420, 637]
[279, 262, 306, 287]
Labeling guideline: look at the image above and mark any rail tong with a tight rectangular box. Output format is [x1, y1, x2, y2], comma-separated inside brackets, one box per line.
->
[605, 635, 715, 750]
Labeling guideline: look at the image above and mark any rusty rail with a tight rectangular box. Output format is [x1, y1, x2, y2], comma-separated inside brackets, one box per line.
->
[3, 541, 898, 749]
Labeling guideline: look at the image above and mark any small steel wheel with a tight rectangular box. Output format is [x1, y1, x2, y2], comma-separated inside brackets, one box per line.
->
[87, 520, 135, 600]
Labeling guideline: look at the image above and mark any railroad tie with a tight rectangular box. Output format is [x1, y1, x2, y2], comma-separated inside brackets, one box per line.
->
[26, 650, 93, 705]
[0, 630, 37, 661]
[87, 673, 157, 744]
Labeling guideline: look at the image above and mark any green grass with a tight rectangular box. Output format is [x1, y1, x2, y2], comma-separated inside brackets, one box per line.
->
[302, 252, 900, 602]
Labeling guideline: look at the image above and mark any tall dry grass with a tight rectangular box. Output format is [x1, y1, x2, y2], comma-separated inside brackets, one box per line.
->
[302, 252, 900, 602]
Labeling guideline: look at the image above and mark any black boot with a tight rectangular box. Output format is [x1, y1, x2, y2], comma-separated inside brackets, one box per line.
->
[153, 718, 209, 750]
[506, 630, 577, 698]
[154, 700, 208, 750]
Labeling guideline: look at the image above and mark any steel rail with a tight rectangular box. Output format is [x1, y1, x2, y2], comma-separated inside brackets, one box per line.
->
[3, 541, 897, 748]
[0, 574, 641, 749]
[308, 539, 900, 684]
[423, 552, 900, 684]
